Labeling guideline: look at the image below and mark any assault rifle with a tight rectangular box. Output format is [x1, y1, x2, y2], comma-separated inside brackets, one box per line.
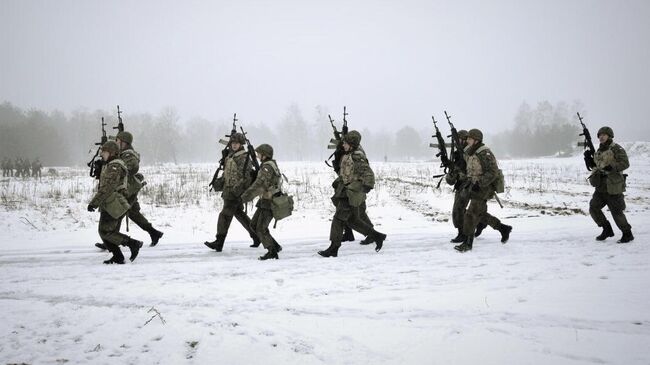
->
[577, 112, 596, 171]
[114, 105, 124, 133]
[430, 115, 451, 175]
[87, 117, 108, 180]
[209, 113, 238, 191]
[325, 106, 349, 174]
[445, 111, 467, 175]
[240, 125, 260, 181]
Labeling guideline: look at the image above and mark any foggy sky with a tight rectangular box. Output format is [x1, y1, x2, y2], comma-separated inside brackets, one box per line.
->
[1, 0, 649, 140]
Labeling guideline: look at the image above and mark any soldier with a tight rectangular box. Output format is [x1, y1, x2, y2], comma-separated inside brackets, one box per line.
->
[14, 158, 22, 177]
[241, 144, 284, 260]
[319, 130, 387, 257]
[454, 129, 512, 252]
[1, 157, 7, 177]
[205, 132, 261, 251]
[31, 158, 43, 179]
[87, 141, 143, 264]
[446, 130, 509, 244]
[23, 158, 31, 178]
[588, 127, 634, 243]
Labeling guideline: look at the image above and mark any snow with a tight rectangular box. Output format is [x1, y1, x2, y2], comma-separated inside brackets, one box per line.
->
[1, 155, 649, 364]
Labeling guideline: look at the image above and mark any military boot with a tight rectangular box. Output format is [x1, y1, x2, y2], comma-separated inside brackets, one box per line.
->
[596, 221, 615, 241]
[272, 238, 283, 253]
[454, 236, 474, 253]
[103, 245, 125, 265]
[342, 226, 356, 242]
[617, 230, 634, 244]
[371, 230, 387, 252]
[95, 242, 107, 250]
[124, 238, 143, 262]
[204, 235, 226, 252]
[359, 236, 374, 245]
[475, 222, 488, 237]
[250, 238, 262, 248]
[259, 246, 279, 260]
[318, 241, 341, 258]
[450, 228, 466, 243]
[498, 224, 512, 244]
[148, 227, 164, 247]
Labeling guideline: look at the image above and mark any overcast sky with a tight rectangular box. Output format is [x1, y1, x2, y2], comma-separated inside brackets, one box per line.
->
[1, 0, 649, 139]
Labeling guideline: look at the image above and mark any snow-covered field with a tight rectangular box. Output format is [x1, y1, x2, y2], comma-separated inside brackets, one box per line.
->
[1, 154, 649, 364]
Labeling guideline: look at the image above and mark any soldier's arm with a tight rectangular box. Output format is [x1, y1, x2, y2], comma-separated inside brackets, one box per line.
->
[121, 151, 140, 175]
[477, 150, 498, 188]
[241, 164, 272, 203]
[353, 153, 375, 189]
[89, 164, 123, 207]
[611, 145, 630, 172]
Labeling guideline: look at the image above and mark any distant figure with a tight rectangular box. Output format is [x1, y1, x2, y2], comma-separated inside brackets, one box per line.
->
[1, 157, 9, 177]
[23, 158, 31, 178]
[32, 158, 43, 179]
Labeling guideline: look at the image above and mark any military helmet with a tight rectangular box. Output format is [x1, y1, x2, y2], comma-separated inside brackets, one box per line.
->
[597, 126, 614, 139]
[101, 141, 120, 155]
[344, 130, 362, 147]
[458, 129, 469, 139]
[468, 128, 483, 141]
[230, 132, 246, 144]
[116, 131, 133, 145]
[255, 143, 274, 159]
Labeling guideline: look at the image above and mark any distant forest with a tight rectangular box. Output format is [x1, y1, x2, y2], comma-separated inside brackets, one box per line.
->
[0, 101, 582, 166]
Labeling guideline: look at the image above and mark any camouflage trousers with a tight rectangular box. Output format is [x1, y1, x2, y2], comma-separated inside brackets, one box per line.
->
[217, 198, 259, 241]
[462, 198, 502, 237]
[98, 211, 130, 248]
[589, 191, 631, 231]
[453, 188, 500, 231]
[250, 205, 275, 250]
[127, 196, 153, 232]
[330, 198, 375, 245]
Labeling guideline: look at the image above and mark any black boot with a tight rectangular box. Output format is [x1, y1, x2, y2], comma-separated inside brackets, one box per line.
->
[342, 226, 356, 242]
[498, 224, 512, 244]
[372, 231, 387, 252]
[596, 221, 615, 241]
[318, 242, 340, 257]
[259, 247, 279, 260]
[95, 242, 107, 250]
[148, 228, 164, 247]
[125, 238, 143, 262]
[250, 238, 261, 248]
[450, 228, 466, 243]
[204, 235, 226, 252]
[359, 236, 374, 245]
[454, 236, 474, 252]
[475, 222, 488, 237]
[617, 230, 634, 243]
[103, 245, 125, 264]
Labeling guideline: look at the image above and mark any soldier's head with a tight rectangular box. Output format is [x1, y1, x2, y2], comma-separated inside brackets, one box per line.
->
[458, 129, 469, 147]
[467, 129, 483, 146]
[230, 133, 246, 151]
[343, 130, 361, 152]
[255, 144, 274, 161]
[101, 141, 120, 161]
[597, 126, 614, 144]
[116, 131, 133, 150]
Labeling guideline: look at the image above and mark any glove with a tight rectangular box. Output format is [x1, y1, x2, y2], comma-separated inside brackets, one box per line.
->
[603, 165, 614, 172]
[87, 204, 96, 212]
[362, 185, 372, 193]
[471, 182, 480, 192]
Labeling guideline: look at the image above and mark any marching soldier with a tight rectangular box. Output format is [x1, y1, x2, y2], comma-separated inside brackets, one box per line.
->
[588, 127, 634, 243]
[241, 144, 284, 260]
[446, 130, 509, 244]
[31, 158, 43, 179]
[454, 129, 512, 252]
[205, 133, 261, 251]
[87, 141, 143, 264]
[319, 130, 387, 257]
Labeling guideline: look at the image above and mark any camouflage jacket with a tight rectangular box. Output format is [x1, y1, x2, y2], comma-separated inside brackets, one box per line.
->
[333, 149, 375, 206]
[222, 148, 253, 200]
[241, 160, 281, 208]
[591, 140, 629, 194]
[464, 143, 499, 200]
[120, 147, 141, 175]
[89, 158, 128, 208]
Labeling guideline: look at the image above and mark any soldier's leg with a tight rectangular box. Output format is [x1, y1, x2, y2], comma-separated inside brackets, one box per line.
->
[319, 203, 347, 257]
[98, 212, 128, 263]
[216, 199, 237, 237]
[457, 198, 487, 252]
[347, 205, 387, 252]
[451, 189, 470, 242]
[233, 201, 260, 244]
[358, 201, 377, 245]
[606, 194, 632, 232]
[254, 208, 278, 260]
[589, 191, 609, 227]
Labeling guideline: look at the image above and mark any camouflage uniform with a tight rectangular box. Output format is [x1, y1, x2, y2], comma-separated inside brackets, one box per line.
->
[241, 144, 282, 260]
[455, 129, 511, 252]
[205, 133, 260, 251]
[319, 131, 386, 257]
[88, 141, 142, 264]
[588, 127, 633, 243]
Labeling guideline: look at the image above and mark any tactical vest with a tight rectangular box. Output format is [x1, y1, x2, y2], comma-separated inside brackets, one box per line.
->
[594, 146, 616, 170]
[466, 145, 489, 183]
[120, 149, 141, 174]
[591, 143, 627, 194]
[340, 150, 366, 185]
[224, 150, 248, 189]
[261, 160, 282, 200]
[100, 159, 131, 219]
